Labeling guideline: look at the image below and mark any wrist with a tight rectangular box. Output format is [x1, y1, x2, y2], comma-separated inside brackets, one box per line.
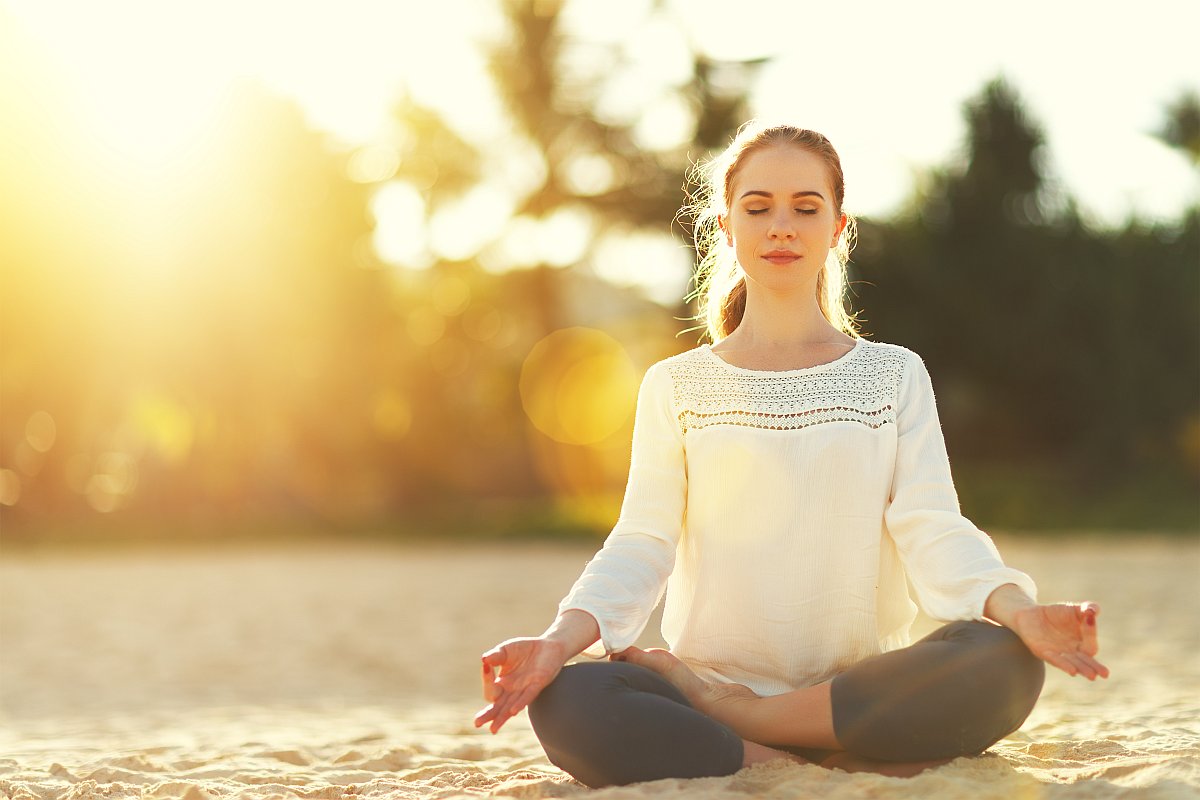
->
[984, 583, 1038, 630]
[541, 609, 601, 657]
[1009, 603, 1042, 635]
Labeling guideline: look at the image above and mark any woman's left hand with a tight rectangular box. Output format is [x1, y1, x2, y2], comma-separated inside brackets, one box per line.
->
[1012, 602, 1109, 680]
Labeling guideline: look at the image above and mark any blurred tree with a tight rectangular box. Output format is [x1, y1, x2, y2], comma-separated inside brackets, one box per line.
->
[362, 0, 760, 525]
[5, 1, 1192, 538]
[852, 78, 1199, 526]
[1156, 89, 1200, 166]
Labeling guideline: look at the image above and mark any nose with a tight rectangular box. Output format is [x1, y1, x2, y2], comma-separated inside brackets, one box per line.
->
[767, 211, 796, 240]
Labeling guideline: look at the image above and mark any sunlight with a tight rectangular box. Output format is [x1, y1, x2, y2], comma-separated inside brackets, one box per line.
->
[372, 182, 429, 268]
[593, 230, 692, 307]
[4, 0, 501, 172]
[519, 328, 638, 446]
[6, 0, 234, 173]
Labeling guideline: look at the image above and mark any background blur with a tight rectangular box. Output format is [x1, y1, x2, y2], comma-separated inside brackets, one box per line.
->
[2, 0, 1198, 545]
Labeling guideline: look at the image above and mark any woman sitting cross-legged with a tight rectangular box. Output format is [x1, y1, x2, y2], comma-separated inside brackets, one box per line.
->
[474, 121, 1108, 788]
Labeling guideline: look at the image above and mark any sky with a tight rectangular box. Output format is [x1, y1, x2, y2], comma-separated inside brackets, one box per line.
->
[5, 0, 1198, 234]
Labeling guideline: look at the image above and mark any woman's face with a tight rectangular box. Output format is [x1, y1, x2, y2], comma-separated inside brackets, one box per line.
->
[720, 144, 847, 296]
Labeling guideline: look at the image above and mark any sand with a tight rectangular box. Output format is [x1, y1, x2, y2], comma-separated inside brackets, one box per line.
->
[1, 535, 1198, 799]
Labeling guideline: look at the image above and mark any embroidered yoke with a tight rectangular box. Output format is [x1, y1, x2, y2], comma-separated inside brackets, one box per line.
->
[558, 338, 1036, 696]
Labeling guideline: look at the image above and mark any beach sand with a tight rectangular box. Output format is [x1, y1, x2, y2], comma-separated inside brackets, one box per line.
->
[1, 534, 1197, 799]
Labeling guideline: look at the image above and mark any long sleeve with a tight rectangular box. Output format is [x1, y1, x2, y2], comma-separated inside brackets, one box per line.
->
[884, 351, 1037, 621]
[557, 361, 687, 656]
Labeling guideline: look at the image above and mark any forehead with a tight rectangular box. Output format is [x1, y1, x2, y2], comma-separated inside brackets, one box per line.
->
[729, 144, 832, 198]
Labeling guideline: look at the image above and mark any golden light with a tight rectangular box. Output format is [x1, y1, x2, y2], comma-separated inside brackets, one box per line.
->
[130, 392, 194, 465]
[406, 308, 446, 348]
[85, 452, 139, 513]
[25, 411, 57, 453]
[430, 339, 472, 378]
[519, 327, 638, 446]
[372, 182, 429, 268]
[371, 390, 413, 441]
[431, 274, 472, 317]
[0, 469, 20, 506]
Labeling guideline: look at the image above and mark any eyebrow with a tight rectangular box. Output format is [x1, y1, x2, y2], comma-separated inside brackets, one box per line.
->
[739, 190, 826, 201]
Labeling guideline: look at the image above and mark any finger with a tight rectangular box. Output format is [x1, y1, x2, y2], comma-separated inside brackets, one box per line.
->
[474, 703, 498, 728]
[492, 685, 540, 733]
[1042, 651, 1078, 677]
[1061, 651, 1097, 680]
[486, 685, 526, 733]
[478, 673, 523, 729]
[1076, 651, 1110, 680]
[1078, 604, 1100, 655]
[489, 693, 526, 734]
[482, 660, 499, 702]
[481, 647, 507, 670]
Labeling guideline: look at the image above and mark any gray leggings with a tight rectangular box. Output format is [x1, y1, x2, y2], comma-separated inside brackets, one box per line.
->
[528, 620, 1045, 787]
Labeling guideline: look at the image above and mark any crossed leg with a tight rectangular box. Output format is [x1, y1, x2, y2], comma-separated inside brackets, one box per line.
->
[528, 621, 1045, 787]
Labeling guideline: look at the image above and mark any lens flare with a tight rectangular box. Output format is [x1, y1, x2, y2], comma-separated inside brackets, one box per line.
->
[0, 469, 21, 506]
[25, 411, 57, 453]
[519, 327, 638, 446]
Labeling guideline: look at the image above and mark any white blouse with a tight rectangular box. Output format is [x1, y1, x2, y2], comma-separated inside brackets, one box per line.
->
[557, 338, 1037, 696]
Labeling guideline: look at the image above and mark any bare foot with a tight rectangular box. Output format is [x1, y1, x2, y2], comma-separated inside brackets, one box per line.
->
[819, 751, 952, 777]
[612, 647, 709, 704]
[613, 646, 757, 715]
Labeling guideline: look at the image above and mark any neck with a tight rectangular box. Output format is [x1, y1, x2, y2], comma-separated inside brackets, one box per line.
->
[729, 281, 843, 347]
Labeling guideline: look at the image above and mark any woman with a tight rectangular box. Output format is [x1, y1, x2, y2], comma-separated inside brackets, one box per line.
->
[474, 122, 1108, 787]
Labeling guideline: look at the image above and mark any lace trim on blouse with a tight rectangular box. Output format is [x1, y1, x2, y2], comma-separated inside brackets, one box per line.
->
[665, 340, 908, 434]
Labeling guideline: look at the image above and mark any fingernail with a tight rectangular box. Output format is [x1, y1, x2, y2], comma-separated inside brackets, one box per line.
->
[1086, 615, 1095, 626]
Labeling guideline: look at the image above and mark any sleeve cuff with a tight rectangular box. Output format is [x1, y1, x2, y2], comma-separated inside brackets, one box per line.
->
[558, 602, 628, 658]
[967, 569, 1039, 620]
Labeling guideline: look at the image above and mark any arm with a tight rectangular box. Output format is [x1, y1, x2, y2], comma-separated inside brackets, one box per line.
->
[476, 362, 687, 731]
[556, 361, 687, 655]
[886, 352, 1107, 679]
[884, 351, 1038, 621]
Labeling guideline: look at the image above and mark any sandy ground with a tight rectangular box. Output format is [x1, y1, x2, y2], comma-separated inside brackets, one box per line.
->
[1, 534, 1198, 799]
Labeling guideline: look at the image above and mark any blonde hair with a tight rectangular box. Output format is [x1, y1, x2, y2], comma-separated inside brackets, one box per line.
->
[683, 121, 860, 342]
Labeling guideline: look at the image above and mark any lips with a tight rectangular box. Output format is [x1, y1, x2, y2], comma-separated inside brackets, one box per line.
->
[761, 250, 799, 265]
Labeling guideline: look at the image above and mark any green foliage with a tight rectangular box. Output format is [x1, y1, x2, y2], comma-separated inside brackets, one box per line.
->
[851, 79, 1200, 524]
[1156, 89, 1200, 165]
[2, 3, 1195, 538]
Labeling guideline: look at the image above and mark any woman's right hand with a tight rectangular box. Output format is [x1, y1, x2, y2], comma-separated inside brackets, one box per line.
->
[474, 637, 568, 734]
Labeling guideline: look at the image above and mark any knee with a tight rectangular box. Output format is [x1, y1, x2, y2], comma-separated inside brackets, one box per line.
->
[958, 622, 1045, 743]
[528, 663, 585, 732]
[528, 662, 619, 741]
[963, 622, 1045, 699]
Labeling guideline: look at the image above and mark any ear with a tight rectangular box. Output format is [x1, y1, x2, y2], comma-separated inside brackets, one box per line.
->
[718, 214, 733, 246]
[831, 213, 848, 247]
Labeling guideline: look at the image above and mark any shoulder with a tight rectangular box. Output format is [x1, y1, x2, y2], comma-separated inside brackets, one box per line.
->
[642, 344, 713, 382]
[656, 344, 711, 368]
[850, 338, 925, 385]
[857, 337, 917, 360]
[629, 346, 709, 405]
[857, 338, 927, 374]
